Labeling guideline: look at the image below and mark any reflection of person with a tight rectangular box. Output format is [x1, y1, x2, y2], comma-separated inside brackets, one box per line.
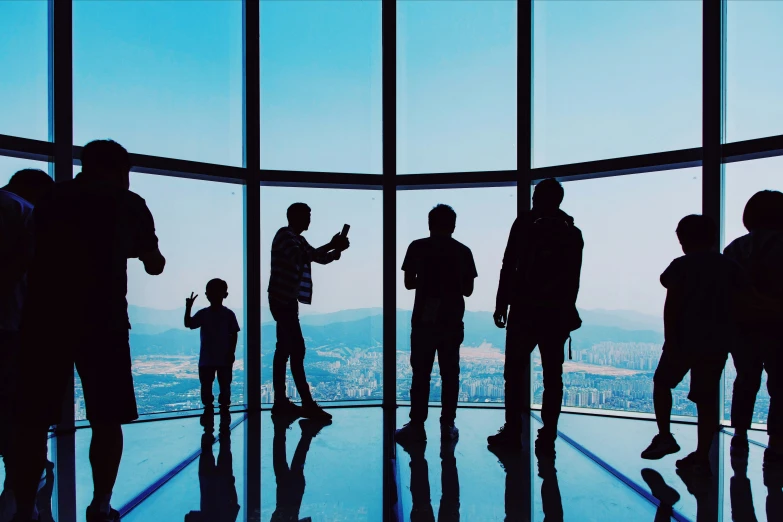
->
[396, 205, 477, 444]
[271, 416, 330, 522]
[641, 468, 681, 522]
[0, 168, 53, 516]
[642, 215, 745, 475]
[489, 178, 583, 457]
[400, 438, 461, 522]
[10, 140, 166, 522]
[185, 411, 239, 522]
[489, 446, 561, 522]
[723, 191, 783, 476]
[185, 279, 240, 409]
[268, 203, 349, 421]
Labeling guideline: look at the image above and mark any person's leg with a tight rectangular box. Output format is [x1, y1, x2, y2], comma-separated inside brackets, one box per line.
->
[730, 345, 763, 439]
[503, 324, 535, 432]
[437, 327, 463, 428]
[763, 340, 783, 454]
[0, 331, 20, 488]
[271, 303, 292, 402]
[537, 332, 567, 438]
[216, 366, 232, 407]
[284, 308, 313, 405]
[8, 421, 50, 521]
[89, 422, 124, 510]
[642, 349, 684, 459]
[695, 401, 719, 460]
[409, 327, 437, 424]
[654, 385, 673, 435]
[199, 366, 216, 407]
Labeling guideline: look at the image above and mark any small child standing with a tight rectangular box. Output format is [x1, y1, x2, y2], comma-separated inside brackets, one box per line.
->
[641, 215, 746, 474]
[185, 278, 241, 409]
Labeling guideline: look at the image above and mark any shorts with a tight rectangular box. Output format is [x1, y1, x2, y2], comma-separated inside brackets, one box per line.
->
[653, 347, 728, 405]
[15, 328, 138, 426]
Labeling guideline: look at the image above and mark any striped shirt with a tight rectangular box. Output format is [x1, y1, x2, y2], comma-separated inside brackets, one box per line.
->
[268, 227, 336, 305]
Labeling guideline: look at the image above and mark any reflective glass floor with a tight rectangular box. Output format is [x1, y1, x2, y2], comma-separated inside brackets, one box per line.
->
[6, 407, 779, 521]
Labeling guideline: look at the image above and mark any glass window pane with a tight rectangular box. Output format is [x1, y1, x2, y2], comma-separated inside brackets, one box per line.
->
[260, 0, 382, 174]
[726, 1, 783, 143]
[533, 169, 702, 416]
[261, 187, 382, 403]
[722, 157, 783, 426]
[533, 1, 701, 167]
[396, 187, 516, 404]
[0, 1, 48, 140]
[75, 174, 245, 419]
[397, 1, 517, 174]
[73, 1, 242, 165]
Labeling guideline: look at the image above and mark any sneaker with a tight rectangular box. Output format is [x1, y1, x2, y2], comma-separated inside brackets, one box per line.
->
[641, 433, 681, 460]
[441, 423, 459, 441]
[676, 468, 711, 499]
[487, 424, 522, 449]
[271, 399, 303, 419]
[641, 468, 681, 507]
[300, 418, 331, 438]
[300, 402, 332, 421]
[675, 452, 711, 476]
[395, 422, 427, 445]
[730, 434, 749, 459]
[86, 505, 120, 522]
[763, 448, 783, 488]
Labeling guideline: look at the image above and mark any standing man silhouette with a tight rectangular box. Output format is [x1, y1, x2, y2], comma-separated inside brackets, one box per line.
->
[395, 204, 477, 443]
[268, 203, 349, 421]
[10, 140, 166, 522]
[488, 178, 583, 457]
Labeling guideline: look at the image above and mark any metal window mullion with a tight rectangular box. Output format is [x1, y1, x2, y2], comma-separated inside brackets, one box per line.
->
[242, 1, 261, 521]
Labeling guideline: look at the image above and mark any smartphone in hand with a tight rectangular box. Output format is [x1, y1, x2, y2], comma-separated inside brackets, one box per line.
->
[341, 224, 350, 237]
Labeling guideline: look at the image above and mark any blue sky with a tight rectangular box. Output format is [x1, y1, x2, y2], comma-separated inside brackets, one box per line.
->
[1, 0, 783, 318]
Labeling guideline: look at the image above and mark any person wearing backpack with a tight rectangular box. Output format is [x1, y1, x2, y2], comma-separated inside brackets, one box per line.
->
[724, 190, 783, 480]
[488, 178, 583, 457]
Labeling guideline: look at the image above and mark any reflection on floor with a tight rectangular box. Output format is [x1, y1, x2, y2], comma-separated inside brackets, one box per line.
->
[15, 406, 773, 521]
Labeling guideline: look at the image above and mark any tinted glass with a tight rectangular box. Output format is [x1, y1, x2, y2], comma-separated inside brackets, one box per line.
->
[397, 0, 517, 174]
[73, 1, 242, 165]
[532, 0, 701, 167]
[260, 0, 382, 174]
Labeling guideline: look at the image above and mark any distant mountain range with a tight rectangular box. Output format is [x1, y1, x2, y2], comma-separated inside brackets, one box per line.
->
[127, 305, 663, 361]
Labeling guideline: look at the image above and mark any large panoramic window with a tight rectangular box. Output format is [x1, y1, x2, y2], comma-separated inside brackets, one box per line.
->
[260, 0, 382, 174]
[533, 169, 702, 416]
[260, 187, 383, 403]
[396, 187, 516, 404]
[532, 0, 701, 167]
[73, 0, 242, 165]
[722, 157, 783, 425]
[0, 0, 48, 141]
[726, 0, 783, 143]
[396, 0, 517, 174]
[75, 174, 245, 419]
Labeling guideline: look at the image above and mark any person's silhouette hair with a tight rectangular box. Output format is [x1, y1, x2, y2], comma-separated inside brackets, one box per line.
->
[676, 214, 717, 252]
[743, 190, 783, 232]
[490, 177, 583, 456]
[396, 203, 478, 444]
[4, 169, 53, 206]
[9, 138, 165, 522]
[185, 411, 239, 522]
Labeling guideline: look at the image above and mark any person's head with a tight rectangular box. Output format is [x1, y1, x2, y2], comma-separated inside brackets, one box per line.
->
[4, 168, 53, 205]
[532, 178, 565, 211]
[676, 214, 717, 254]
[428, 204, 457, 237]
[205, 278, 229, 306]
[742, 190, 783, 233]
[287, 202, 311, 233]
[81, 139, 131, 189]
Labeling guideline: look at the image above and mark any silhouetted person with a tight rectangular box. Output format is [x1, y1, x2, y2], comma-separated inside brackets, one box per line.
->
[271, 416, 330, 522]
[399, 438, 461, 522]
[730, 456, 758, 522]
[395, 205, 477, 444]
[489, 445, 560, 521]
[641, 468, 681, 522]
[641, 215, 744, 475]
[723, 190, 783, 479]
[268, 203, 349, 422]
[676, 467, 716, 522]
[537, 460, 563, 522]
[9, 140, 166, 522]
[185, 279, 240, 410]
[185, 410, 239, 522]
[488, 178, 583, 456]
[0, 169, 53, 518]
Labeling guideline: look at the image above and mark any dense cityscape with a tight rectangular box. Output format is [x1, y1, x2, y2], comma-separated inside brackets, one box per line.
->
[74, 307, 770, 426]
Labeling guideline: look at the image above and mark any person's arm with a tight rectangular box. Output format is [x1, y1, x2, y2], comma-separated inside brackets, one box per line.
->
[140, 248, 165, 275]
[495, 218, 521, 328]
[312, 234, 349, 265]
[663, 288, 683, 350]
[462, 277, 474, 297]
[231, 312, 240, 358]
[185, 293, 198, 329]
[463, 249, 478, 297]
[404, 271, 417, 290]
[130, 195, 165, 275]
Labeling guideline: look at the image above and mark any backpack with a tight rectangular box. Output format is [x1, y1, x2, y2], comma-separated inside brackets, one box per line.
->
[521, 214, 583, 332]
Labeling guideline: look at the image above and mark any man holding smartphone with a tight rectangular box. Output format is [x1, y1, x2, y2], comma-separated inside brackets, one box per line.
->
[268, 203, 349, 421]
